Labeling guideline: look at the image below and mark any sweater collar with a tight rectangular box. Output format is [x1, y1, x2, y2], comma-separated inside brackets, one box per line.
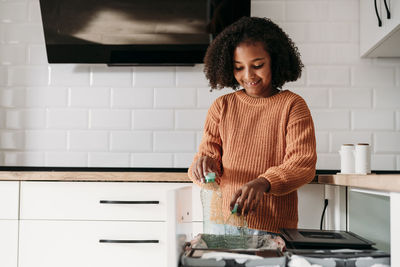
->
[236, 89, 287, 105]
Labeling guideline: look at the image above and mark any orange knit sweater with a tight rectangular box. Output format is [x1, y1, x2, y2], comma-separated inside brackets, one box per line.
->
[188, 89, 317, 233]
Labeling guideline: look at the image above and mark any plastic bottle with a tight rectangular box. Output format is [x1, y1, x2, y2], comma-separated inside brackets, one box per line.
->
[224, 203, 249, 236]
[200, 172, 224, 235]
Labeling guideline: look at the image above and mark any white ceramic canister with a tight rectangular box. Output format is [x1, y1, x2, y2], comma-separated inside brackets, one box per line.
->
[354, 143, 371, 174]
[339, 144, 355, 174]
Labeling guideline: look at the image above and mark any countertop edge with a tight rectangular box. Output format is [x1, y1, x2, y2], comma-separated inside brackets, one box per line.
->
[318, 173, 400, 193]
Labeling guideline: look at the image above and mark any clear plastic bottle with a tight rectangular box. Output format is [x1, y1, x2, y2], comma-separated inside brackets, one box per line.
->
[200, 172, 224, 235]
[224, 203, 249, 236]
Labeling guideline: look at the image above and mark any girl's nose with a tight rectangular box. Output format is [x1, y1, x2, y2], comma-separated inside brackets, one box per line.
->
[245, 68, 255, 79]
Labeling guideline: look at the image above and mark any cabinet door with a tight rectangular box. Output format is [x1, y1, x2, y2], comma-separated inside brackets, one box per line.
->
[360, 0, 400, 57]
[20, 181, 185, 221]
[348, 188, 390, 253]
[19, 220, 168, 267]
[0, 181, 19, 219]
[0, 220, 18, 267]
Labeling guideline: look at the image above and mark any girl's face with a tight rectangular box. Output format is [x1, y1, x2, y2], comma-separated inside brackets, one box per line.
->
[233, 41, 274, 98]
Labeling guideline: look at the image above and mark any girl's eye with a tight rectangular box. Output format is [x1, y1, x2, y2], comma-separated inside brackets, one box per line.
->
[254, 64, 264, 69]
[234, 66, 243, 71]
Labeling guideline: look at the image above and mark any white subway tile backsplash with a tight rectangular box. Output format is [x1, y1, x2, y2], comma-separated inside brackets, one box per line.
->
[70, 87, 110, 108]
[375, 132, 400, 152]
[329, 44, 360, 64]
[50, 65, 90, 86]
[88, 152, 130, 167]
[24, 87, 68, 107]
[175, 110, 207, 130]
[0, 110, 5, 128]
[328, 1, 359, 21]
[154, 88, 196, 108]
[371, 154, 396, 170]
[27, 45, 47, 65]
[0, 0, 398, 169]
[0, 67, 7, 86]
[134, 67, 175, 87]
[331, 88, 372, 108]
[280, 23, 307, 43]
[91, 66, 133, 87]
[311, 110, 350, 130]
[397, 156, 400, 170]
[315, 132, 329, 153]
[0, 89, 14, 107]
[8, 66, 48, 86]
[47, 109, 88, 129]
[6, 109, 46, 129]
[374, 89, 400, 108]
[352, 66, 395, 87]
[307, 66, 350, 86]
[131, 153, 173, 167]
[0, 44, 26, 65]
[286, 2, 329, 22]
[307, 23, 352, 43]
[251, 1, 285, 21]
[295, 88, 329, 108]
[112, 87, 153, 108]
[4, 151, 44, 166]
[176, 65, 209, 87]
[0, 131, 24, 150]
[397, 111, 400, 131]
[197, 88, 230, 108]
[24, 130, 67, 150]
[298, 44, 330, 65]
[174, 153, 195, 168]
[154, 132, 196, 152]
[352, 110, 394, 130]
[45, 152, 88, 167]
[28, 1, 41, 22]
[90, 109, 131, 129]
[133, 110, 173, 130]
[316, 153, 340, 170]
[69, 131, 108, 151]
[0, 2, 28, 22]
[5, 23, 44, 44]
[330, 132, 372, 153]
[110, 131, 152, 152]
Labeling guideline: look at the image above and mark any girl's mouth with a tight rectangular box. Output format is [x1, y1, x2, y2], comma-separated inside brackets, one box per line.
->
[245, 80, 261, 86]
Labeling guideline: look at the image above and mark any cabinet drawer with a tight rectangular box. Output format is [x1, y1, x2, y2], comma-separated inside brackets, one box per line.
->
[0, 181, 19, 219]
[20, 181, 183, 220]
[19, 220, 167, 267]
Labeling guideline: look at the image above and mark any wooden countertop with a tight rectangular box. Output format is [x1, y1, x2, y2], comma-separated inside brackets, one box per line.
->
[318, 173, 400, 193]
[0, 171, 191, 182]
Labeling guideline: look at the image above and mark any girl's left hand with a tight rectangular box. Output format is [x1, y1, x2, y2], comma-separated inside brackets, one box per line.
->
[230, 177, 270, 216]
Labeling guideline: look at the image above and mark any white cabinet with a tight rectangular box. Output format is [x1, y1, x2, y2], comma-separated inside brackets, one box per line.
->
[360, 0, 400, 57]
[0, 181, 19, 267]
[18, 181, 188, 267]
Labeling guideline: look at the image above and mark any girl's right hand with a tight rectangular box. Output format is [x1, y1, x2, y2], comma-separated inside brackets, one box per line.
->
[191, 156, 219, 184]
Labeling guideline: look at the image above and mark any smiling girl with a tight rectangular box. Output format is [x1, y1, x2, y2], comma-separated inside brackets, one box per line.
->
[188, 17, 317, 234]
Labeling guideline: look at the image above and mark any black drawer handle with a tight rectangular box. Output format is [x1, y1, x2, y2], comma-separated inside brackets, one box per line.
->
[99, 200, 159, 204]
[99, 239, 159, 243]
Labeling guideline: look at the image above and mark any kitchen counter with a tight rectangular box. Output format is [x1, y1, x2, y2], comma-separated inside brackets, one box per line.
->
[318, 173, 400, 193]
[0, 170, 190, 183]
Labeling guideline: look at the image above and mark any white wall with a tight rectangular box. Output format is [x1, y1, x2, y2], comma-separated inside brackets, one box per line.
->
[0, 0, 399, 169]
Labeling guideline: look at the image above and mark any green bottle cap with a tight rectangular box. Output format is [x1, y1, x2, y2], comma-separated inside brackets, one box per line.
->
[205, 172, 216, 183]
[231, 203, 238, 214]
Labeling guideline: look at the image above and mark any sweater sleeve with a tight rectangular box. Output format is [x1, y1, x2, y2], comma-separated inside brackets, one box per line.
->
[258, 97, 317, 196]
[188, 98, 223, 187]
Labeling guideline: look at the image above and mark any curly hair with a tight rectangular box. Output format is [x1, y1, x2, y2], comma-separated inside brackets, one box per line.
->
[204, 17, 303, 90]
